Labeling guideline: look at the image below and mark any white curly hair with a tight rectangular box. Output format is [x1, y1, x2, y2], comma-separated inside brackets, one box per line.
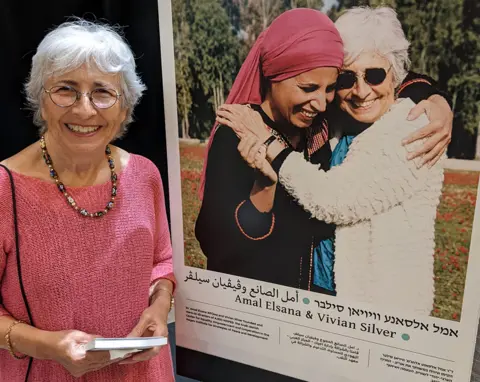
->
[335, 6, 411, 87]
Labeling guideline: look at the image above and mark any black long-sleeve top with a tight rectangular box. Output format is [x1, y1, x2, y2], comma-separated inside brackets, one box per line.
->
[195, 106, 334, 290]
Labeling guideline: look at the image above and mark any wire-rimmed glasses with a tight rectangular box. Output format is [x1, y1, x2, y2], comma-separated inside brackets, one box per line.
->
[43, 85, 122, 109]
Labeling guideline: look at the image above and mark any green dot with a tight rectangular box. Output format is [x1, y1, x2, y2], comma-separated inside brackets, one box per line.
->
[401, 333, 410, 341]
[303, 298, 310, 305]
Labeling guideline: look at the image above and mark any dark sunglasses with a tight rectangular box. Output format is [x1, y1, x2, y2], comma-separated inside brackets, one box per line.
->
[337, 67, 391, 90]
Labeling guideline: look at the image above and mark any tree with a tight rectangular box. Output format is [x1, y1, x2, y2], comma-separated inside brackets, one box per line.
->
[222, 0, 242, 31]
[287, 0, 324, 9]
[397, 0, 480, 157]
[189, 0, 241, 137]
[172, 0, 194, 138]
[230, 0, 284, 61]
[233, 0, 324, 62]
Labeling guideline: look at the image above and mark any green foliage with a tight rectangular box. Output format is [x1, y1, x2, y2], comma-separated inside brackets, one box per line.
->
[173, 0, 241, 138]
[285, 0, 324, 9]
[173, 0, 193, 137]
[173, 0, 479, 146]
[190, 0, 240, 102]
[396, 0, 480, 138]
[233, 1, 286, 62]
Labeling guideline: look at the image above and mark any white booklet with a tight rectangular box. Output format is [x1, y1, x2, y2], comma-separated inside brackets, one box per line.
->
[85, 336, 168, 351]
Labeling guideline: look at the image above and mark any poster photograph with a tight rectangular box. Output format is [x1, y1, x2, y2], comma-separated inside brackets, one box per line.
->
[158, 0, 480, 381]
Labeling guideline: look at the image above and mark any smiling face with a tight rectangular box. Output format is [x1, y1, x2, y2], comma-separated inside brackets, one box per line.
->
[266, 67, 338, 129]
[41, 64, 127, 155]
[337, 53, 395, 124]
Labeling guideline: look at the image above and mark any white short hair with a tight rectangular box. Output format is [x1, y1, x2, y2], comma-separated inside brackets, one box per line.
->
[25, 18, 146, 138]
[334, 7, 410, 87]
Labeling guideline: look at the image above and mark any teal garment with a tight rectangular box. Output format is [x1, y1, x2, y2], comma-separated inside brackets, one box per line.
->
[312, 135, 355, 292]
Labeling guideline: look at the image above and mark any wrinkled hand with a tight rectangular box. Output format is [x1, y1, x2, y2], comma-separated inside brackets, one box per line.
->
[238, 134, 278, 183]
[48, 330, 115, 378]
[119, 304, 169, 365]
[403, 95, 453, 167]
[216, 104, 271, 141]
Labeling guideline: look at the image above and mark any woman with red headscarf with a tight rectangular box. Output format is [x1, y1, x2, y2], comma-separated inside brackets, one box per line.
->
[195, 9, 343, 291]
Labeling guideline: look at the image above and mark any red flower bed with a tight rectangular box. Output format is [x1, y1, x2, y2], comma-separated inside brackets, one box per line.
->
[180, 145, 206, 160]
[444, 171, 479, 186]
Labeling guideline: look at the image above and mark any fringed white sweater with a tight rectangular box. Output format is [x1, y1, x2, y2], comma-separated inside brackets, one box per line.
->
[279, 98, 444, 316]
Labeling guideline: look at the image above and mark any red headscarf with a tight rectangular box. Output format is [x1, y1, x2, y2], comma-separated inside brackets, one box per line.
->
[199, 8, 344, 199]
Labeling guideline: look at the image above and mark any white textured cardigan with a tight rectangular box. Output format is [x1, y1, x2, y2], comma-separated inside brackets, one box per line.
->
[279, 98, 444, 316]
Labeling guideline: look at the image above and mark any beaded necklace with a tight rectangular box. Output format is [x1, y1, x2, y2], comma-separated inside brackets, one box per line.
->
[40, 136, 117, 218]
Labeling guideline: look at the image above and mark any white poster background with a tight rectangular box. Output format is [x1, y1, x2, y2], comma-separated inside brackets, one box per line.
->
[157, 1, 480, 381]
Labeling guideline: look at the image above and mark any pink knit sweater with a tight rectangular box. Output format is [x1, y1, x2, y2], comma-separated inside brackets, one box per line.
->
[0, 154, 175, 381]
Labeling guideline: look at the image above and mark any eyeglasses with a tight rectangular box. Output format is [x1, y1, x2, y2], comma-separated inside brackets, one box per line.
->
[43, 86, 122, 109]
[336, 66, 392, 90]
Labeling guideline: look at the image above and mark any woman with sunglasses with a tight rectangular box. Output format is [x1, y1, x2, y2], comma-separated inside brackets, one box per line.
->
[216, 7, 450, 315]
[0, 20, 175, 381]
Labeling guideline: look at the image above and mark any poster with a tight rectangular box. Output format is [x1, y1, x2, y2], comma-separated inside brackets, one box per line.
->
[158, 1, 480, 381]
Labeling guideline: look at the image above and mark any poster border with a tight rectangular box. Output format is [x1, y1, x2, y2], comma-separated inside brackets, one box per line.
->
[156, 1, 480, 380]
[156, 0, 186, 274]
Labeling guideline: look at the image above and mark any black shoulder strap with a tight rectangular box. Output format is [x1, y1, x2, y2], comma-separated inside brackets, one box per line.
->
[0, 164, 34, 381]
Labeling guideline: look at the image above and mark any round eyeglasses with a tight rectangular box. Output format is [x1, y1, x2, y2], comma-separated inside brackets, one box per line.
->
[336, 66, 392, 90]
[43, 86, 122, 109]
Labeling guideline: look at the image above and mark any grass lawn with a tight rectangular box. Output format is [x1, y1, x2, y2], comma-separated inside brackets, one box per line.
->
[179, 142, 479, 322]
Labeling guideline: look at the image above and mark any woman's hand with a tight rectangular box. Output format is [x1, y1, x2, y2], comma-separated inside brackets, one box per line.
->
[238, 134, 278, 184]
[119, 293, 170, 365]
[216, 104, 271, 141]
[47, 330, 115, 378]
[403, 94, 453, 167]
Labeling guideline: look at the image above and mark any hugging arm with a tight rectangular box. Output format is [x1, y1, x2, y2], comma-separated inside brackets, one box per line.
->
[276, 101, 436, 225]
[399, 71, 453, 166]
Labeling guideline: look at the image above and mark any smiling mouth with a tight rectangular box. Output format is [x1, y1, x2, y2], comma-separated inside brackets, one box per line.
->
[65, 124, 101, 134]
[301, 110, 318, 119]
[349, 99, 377, 110]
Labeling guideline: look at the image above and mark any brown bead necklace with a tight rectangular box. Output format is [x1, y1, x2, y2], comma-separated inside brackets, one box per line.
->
[40, 136, 117, 218]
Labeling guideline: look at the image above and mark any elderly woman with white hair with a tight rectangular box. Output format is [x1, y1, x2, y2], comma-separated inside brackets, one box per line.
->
[0, 20, 175, 381]
[217, 6, 450, 315]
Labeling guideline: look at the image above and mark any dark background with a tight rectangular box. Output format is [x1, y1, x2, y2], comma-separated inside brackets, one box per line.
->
[0, 0, 171, 218]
